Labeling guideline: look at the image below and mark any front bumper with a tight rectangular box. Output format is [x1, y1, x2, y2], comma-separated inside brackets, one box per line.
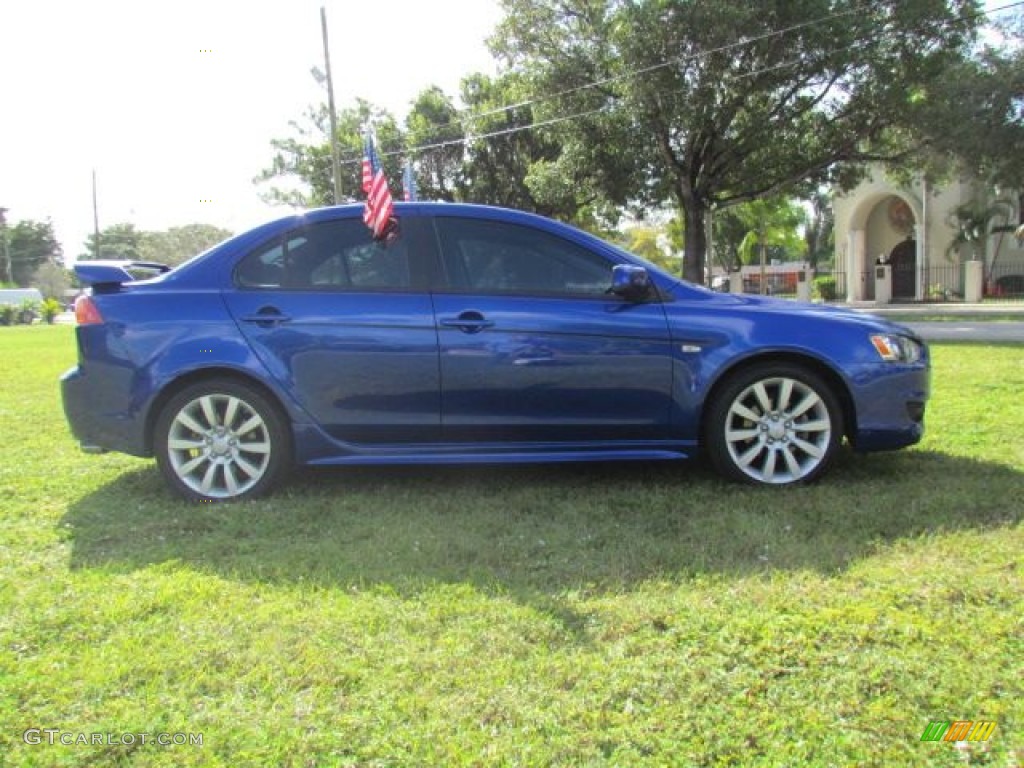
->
[848, 362, 930, 452]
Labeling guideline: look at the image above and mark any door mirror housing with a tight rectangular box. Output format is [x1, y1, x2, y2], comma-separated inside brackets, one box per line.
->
[610, 264, 653, 300]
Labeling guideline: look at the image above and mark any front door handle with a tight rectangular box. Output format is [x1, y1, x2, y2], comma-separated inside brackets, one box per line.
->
[440, 311, 494, 334]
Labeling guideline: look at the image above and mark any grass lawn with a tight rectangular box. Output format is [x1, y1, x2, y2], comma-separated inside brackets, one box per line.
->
[1, 325, 1021, 767]
[876, 313, 1024, 323]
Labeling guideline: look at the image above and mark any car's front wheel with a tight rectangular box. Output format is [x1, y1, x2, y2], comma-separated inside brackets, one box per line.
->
[154, 379, 291, 502]
[705, 363, 842, 486]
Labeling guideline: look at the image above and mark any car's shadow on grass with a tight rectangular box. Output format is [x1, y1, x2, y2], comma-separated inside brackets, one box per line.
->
[62, 448, 1022, 605]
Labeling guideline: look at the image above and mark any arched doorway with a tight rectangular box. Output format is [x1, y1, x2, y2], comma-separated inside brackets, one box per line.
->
[841, 188, 922, 302]
[889, 239, 916, 300]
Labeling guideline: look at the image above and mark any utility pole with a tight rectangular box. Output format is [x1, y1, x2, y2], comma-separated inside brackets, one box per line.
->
[320, 7, 343, 205]
[92, 169, 101, 259]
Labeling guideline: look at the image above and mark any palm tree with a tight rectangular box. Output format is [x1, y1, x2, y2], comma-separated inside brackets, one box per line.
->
[737, 197, 807, 295]
[946, 199, 1016, 291]
[946, 199, 1014, 260]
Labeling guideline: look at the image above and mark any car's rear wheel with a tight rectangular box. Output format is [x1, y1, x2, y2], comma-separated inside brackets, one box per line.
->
[154, 379, 290, 502]
[705, 363, 842, 486]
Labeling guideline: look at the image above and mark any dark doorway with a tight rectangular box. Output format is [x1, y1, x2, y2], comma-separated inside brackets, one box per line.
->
[889, 239, 916, 300]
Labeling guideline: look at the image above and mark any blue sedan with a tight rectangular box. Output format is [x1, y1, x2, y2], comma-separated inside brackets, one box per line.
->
[61, 203, 929, 501]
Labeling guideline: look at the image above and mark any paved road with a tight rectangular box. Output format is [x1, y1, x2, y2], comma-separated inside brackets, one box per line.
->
[900, 321, 1024, 343]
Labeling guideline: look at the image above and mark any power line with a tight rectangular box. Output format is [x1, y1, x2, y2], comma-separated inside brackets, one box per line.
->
[404, 0, 1021, 148]
[337, 43, 871, 168]
[344, 2, 878, 164]
[321, 0, 1022, 170]
[460, 1, 873, 124]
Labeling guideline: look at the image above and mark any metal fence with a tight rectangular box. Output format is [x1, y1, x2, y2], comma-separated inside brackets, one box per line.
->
[772, 262, 1024, 304]
[986, 262, 1024, 300]
[891, 262, 1024, 303]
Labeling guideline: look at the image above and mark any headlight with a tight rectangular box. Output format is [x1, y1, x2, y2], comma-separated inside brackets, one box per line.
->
[870, 334, 923, 363]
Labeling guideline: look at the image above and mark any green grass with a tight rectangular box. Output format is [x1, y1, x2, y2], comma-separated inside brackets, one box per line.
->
[1, 325, 1021, 767]
[877, 313, 1024, 323]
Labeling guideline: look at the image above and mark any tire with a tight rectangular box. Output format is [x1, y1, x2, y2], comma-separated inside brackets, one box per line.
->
[705, 363, 842, 486]
[154, 379, 291, 502]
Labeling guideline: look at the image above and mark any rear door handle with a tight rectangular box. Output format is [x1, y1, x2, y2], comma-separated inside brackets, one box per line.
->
[240, 307, 291, 327]
[440, 311, 494, 334]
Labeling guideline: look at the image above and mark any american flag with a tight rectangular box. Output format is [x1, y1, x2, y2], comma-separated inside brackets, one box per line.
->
[361, 130, 394, 239]
[361, 132, 377, 194]
[402, 159, 418, 202]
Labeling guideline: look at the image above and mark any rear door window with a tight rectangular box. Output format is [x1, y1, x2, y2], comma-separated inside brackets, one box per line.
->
[235, 219, 413, 291]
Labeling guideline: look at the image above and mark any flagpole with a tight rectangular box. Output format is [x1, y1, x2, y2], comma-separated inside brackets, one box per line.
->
[320, 6, 343, 205]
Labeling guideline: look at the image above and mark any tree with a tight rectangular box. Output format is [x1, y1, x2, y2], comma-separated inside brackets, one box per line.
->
[706, 208, 746, 273]
[258, 72, 622, 231]
[256, 100, 403, 208]
[492, 0, 979, 283]
[945, 199, 1017, 292]
[139, 224, 233, 268]
[79, 222, 144, 261]
[458, 73, 558, 212]
[895, 10, 1023, 190]
[0, 207, 11, 284]
[617, 224, 680, 273]
[7, 218, 63, 286]
[32, 261, 71, 301]
[404, 87, 465, 201]
[736, 198, 807, 263]
[458, 71, 625, 230]
[735, 197, 807, 294]
[803, 189, 835, 269]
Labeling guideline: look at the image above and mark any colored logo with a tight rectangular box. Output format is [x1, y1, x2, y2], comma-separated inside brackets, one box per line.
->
[921, 720, 997, 742]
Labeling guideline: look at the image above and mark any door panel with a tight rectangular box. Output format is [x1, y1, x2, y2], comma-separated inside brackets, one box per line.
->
[434, 295, 674, 442]
[430, 216, 673, 443]
[223, 216, 440, 443]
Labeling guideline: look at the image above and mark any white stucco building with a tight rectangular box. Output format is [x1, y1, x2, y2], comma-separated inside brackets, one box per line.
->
[833, 166, 1024, 302]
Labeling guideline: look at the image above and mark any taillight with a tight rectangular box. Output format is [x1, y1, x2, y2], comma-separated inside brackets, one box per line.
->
[74, 295, 104, 325]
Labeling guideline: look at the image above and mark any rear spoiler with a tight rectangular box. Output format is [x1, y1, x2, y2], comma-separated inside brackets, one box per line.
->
[74, 260, 171, 290]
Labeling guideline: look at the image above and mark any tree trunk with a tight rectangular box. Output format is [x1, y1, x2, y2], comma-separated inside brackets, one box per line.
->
[680, 197, 707, 285]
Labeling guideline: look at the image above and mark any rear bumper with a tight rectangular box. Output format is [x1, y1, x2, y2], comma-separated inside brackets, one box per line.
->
[61, 365, 150, 457]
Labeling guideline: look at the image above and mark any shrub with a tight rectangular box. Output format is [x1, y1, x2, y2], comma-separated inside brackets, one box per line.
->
[17, 299, 39, 325]
[40, 298, 63, 324]
[0, 304, 15, 326]
[926, 283, 960, 302]
[813, 276, 838, 301]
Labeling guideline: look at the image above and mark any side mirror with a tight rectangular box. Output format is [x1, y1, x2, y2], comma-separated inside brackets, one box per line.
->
[610, 264, 652, 300]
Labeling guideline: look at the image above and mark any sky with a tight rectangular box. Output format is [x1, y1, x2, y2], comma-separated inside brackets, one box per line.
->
[2, 1, 1016, 264]
[0, 0, 502, 261]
